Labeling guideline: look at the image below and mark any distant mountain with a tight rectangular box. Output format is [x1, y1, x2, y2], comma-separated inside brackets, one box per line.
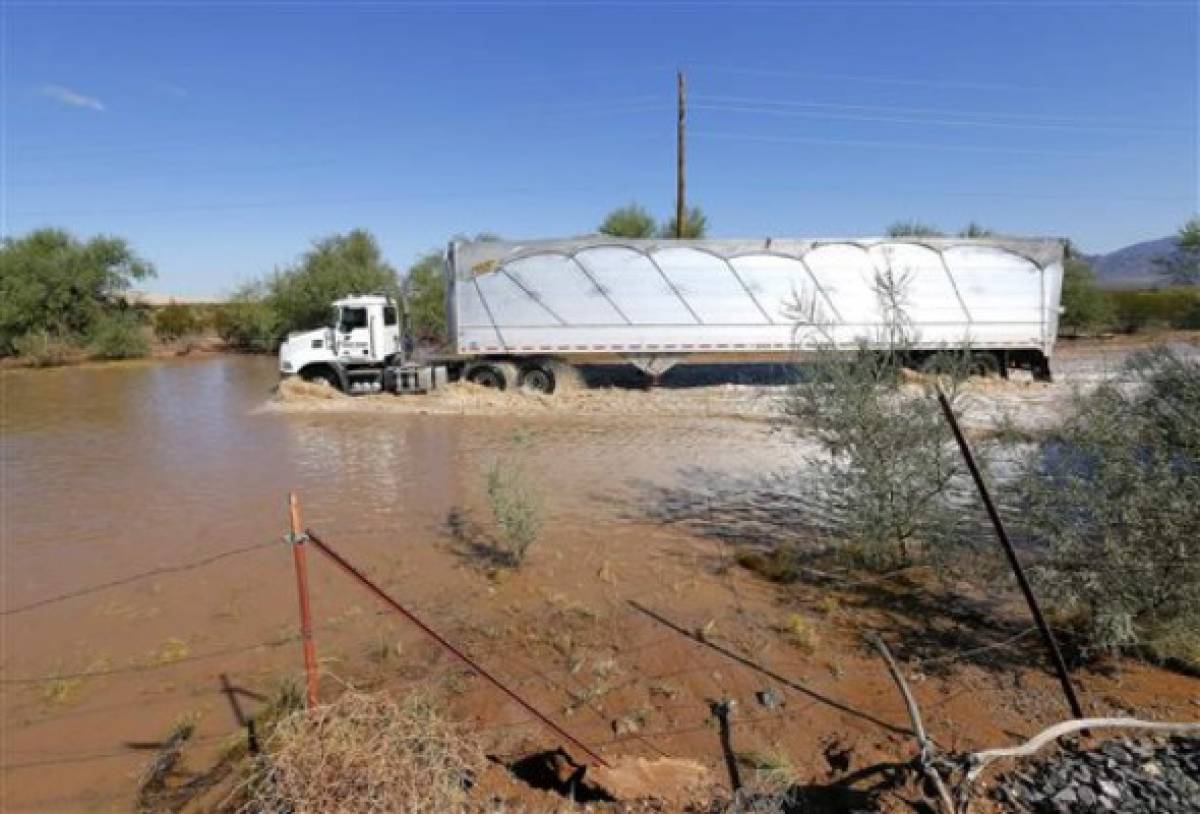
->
[1085, 236, 1186, 290]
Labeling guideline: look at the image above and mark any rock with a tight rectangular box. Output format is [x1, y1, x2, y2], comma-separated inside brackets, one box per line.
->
[755, 688, 783, 710]
[1097, 778, 1121, 798]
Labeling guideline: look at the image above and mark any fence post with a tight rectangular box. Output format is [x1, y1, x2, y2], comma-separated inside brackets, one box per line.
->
[288, 492, 320, 709]
[934, 387, 1084, 720]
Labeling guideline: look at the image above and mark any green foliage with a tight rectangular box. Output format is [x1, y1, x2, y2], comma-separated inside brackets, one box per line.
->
[1059, 257, 1114, 335]
[885, 220, 944, 237]
[153, 303, 205, 341]
[11, 330, 80, 367]
[1105, 287, 1200, 333]
[599, 204, 658, 238]
[660, 206, 709, 239]
[484, 459, 541, 567]
[88, 311, 150, 359]
[1154, 217, 1200, 285]
[266, 229, 397, 337]
[1016, 347, 1200, 662]
[403, 252, 447, 346]
[958, 222, 996, 238]
[0, 228, 155, 355]
[785, 272, 969, 569]
[212, 285, 280, 351]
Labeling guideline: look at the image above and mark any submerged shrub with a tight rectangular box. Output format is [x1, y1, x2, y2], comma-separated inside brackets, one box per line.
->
[484, 459, 541, 567]
[1016, 346, 1200, 663]
[88, 312, 150, 359]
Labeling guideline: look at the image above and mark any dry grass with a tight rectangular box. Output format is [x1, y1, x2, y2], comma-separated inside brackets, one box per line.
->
[778, 613, 820, 654]
[229, 690, 484, 814]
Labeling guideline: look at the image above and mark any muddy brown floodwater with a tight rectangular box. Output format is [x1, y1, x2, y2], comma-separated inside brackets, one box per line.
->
[1, 337, 1197, 812]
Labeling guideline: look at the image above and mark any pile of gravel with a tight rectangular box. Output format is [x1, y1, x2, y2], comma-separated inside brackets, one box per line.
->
[991, 735, 1200, 813]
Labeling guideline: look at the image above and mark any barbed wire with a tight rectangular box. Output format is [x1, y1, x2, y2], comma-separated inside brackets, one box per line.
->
[1, 538, 283, 616]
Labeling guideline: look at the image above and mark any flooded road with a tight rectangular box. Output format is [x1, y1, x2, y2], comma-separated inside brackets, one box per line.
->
[0, 355, 797, 811]
[2, 337, 1195, 811]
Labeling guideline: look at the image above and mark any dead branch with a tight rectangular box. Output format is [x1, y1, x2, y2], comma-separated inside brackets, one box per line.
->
[868, 633, 956, 814]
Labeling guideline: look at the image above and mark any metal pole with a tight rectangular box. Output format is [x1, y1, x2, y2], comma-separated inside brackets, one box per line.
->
[676, 70, 686, 239]
[934, 387, 1084, 719]
[288, 492, 320, 709]
[304, 529, 609, 768]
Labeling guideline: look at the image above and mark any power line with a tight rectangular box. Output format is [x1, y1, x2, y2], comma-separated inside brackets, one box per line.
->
[692, 93, 1190, 131]
[692, 101, 1186, 136]
[0, 538, 282, 616]
[691, 129, 1120, 157]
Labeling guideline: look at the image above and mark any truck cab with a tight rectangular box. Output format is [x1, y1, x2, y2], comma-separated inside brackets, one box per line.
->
[279, 294, 402, 391]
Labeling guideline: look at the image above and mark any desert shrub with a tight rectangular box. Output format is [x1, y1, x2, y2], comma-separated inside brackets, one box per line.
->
[88, 311, 150, 359]
[599, 203, 658, 238]
[11, 330, 80, 367]
[231, 690, 483, 814]
[212, 286, 280, 351]
[1016, 346, 1200, 664]
[154, 302, 204, 341]
[1105, 287, 1200, 333]
[484, 459, 541, 567]
[784, 270, 975, 569]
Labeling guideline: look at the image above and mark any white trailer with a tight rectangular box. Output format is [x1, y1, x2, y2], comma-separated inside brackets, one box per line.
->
[278, 235, 1064, 394]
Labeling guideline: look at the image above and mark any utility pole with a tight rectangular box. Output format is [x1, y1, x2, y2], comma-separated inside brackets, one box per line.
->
[676, 69, 686, 239]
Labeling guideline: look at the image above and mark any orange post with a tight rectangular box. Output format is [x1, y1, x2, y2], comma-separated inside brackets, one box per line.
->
[288, 492, 319, 708]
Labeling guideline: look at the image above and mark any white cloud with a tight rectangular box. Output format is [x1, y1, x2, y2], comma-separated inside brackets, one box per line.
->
[40, 84, 106, 112]
[152, 81, 188, 99]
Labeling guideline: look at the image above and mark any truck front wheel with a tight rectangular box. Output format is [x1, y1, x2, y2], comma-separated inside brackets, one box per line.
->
[300, 365, 343, 392]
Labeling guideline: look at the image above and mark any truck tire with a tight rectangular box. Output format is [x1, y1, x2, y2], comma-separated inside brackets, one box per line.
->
[300, 365, 343, 392]
[518, 363, 555, 394]
[466, 362, 519, 391]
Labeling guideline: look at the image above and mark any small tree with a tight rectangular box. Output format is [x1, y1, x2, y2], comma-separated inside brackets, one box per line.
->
[599, 204, 657, 238]
[1154, 217, 1200, 285]
[660, 206, 708, 239]
[886, 220, 944, 238]
[784, 271, 970, 569]
[403, 251, 447, 346]
[958, 222, 995, 238]
[212, 283, 280, 351]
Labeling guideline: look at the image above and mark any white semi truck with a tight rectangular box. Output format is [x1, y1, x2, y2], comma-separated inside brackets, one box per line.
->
[278, 235, 1065, 394]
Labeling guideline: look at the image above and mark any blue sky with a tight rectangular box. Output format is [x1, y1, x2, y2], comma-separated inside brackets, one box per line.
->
[3, 1, 1197, 298]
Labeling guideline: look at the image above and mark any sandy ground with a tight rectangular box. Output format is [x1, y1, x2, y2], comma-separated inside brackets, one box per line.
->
[3, 335, 1198, 813]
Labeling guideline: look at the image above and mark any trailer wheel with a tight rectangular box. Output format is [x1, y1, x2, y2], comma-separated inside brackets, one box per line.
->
[518, 364, 555, 394]
[466, 362, 519, 391]
[968, 352, 1001, 378]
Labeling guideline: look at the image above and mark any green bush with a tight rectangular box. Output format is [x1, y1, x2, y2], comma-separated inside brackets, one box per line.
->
[1105, 287, 1200, 333]
[1016, 347, 1200, 664]
[153, 303, 205, 341]
[211, 287, 280, 351]
[88, 312, 150, 359]
[599, 204, 658, 238]
[1059, 257, 1114, 336]
[11, 330, 80, 367]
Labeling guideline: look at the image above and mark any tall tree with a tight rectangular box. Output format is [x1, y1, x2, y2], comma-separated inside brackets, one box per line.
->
[0, 228, 155, 354]
[403, 251, 447, 346]
[598, 204, 657, 238]
[266, 229, 397, 336]
[660, 206, 708, 239]
[886, 220, 944, 237]
[1154, 217, 1200, 285]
